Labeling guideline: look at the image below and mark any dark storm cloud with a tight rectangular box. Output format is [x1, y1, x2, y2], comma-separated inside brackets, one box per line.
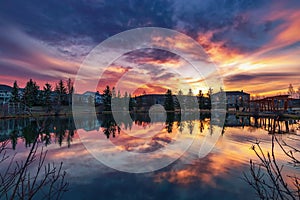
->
[172, 0, 300, 55]
[0, 24, 77, 76]
[0, 62, 54, 81]
[0, 0, 272, 50]
[225, 72, 299, 83]
[124, 49, 180, 64]
[0, 0, 292, 61]
[0, 0, 175, 44]
[1, 0, 298, 55]
[152, 72, 176, 81]
[210, 18, 284, 53]
[173, 0, 268, 33]
[0, 0, 299, 94]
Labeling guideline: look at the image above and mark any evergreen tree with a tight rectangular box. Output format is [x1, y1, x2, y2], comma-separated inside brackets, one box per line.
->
[206, 87, 213, 110]
[112, 87, 116, 98]
[124, 91, 128, 98]
[187, 88, 193, 97]
[43, 83, 52, 112]
[176, 89, 184, 111]
[23, 79, 39, 108]
[207, 87, 213, 98]
[55, 80, 67, 105]
[164, 89, 174, 111]
[11, 81, 20, 103]
[66, 78, 74, 106]
[178, 89, 183, 96]
[288, 84, 295, 97]
[129, 94, 135, 112]
[197, 90, 204, 109]
[102, 85, 112, 111]
[122, 91, 129, 111]
[112, 90, 122, 111]
[186, 89, 196, 110]
[165, 112, 174, 133]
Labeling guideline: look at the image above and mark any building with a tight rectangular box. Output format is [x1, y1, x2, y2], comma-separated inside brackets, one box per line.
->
[135, 94, 166, 111]
[290, 99, 300, 113]
[250, 95, 296, 113]
[134, 94, 202, 111]
[0, 84, 12, 104]
[225, 90, 250, 110]
[73, 91, 103, 105]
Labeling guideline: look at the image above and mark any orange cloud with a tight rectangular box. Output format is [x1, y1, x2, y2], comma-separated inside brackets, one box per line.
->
[194, 6, 300, 96]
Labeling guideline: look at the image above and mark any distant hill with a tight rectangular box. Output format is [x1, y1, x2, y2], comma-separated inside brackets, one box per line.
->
[0, 84, 12, 91]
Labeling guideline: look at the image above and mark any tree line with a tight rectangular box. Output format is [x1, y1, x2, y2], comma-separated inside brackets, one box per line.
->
[100, 86, 215, 112]
[164, 88, 213, 111]
[9, 79, 216, 113]
[101, 85, 136, 112]
[10, 78, 74, 112]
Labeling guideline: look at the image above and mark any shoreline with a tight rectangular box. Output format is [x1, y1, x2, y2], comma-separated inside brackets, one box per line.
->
[1, 109, 299, 120]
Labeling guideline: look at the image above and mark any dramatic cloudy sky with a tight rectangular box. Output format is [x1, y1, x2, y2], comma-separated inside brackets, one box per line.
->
[0, 0, 299, 96]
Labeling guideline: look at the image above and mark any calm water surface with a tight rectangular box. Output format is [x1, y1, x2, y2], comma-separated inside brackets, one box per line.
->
[0, 114, 299, 200]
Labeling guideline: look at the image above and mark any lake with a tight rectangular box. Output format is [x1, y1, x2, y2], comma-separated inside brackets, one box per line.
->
[0, 113, 299, 200]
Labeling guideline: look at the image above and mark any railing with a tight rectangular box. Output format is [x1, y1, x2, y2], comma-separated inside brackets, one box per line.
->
[0, 103, 31, 117]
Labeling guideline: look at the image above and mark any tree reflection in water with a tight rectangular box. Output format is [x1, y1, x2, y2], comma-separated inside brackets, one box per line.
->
[0, 114, 298, 149]
[165, 113, 175, 133]
[1, 117, 76, 149]
[100, 114, 121, 139]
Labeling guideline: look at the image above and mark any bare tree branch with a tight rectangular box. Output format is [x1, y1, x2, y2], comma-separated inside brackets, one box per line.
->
[244, 134, 300, 200]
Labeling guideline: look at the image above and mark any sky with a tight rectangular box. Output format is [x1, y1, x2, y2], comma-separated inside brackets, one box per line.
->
[0, 0, 299, 96]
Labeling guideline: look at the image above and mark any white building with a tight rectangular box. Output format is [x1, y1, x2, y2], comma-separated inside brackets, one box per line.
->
[77, 91, 103, 105]
[0, 85, 12, 104]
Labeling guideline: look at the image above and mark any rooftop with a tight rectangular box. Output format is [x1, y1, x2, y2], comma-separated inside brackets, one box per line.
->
[0, 84, 12, 92]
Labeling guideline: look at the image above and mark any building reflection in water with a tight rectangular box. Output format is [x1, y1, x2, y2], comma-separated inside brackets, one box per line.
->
[0, 113, 298, 150]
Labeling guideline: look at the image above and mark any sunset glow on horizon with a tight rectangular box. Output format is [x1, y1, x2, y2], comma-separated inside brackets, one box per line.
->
[0, 1, 299, 97]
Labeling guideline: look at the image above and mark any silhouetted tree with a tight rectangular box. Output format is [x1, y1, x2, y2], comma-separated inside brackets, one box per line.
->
[66, 78, 74, 106]
[22, 122, 38, 147]
[103, 86, 112, 111]
[0, 116, 69, 200]
[164, 89, 174, 111]
[197, 90, 204, 109]
[206, 87, 213, 110]
[43, 83, 52, 112]
[55, 80, 67, 105]
[23, 79, 39, 108]
[9, 130, 18, 150]
[207, 87, 213, 98]
[129, 94, 135, 112]
[124, 91, 128, 98]
[187, 120, 195, 134]
[120, 91, 129, 111]
[244, 135, 300, 200]
[10, 80, 20, 103]
[165, 112, 174, 133]
[112, 87, 116, 98]
[111, 88, 120, 111]
[174, 89, 183, 110]
[288, 84, 295, 97]
[102, 114, 120, 138]
[186, 89, 197, 110]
